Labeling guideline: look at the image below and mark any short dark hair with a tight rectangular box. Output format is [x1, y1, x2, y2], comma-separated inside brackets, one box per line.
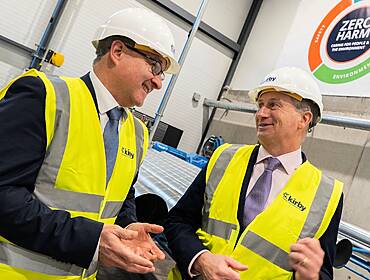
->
[290, 97, 320, 131]
[93, 36, 135, 64]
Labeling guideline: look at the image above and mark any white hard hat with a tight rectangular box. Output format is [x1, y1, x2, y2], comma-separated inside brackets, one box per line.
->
[92, 8, 180, 74]
[248, 66, 323, 121]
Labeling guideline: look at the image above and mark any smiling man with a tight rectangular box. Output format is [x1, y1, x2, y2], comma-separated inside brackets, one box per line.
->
[0, 8, 179, 280]
[165, 67, 344, 280]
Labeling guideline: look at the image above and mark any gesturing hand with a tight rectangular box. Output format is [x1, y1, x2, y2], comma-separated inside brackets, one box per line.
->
[289, 237, 324, 280]
[126, 222, 166, 262]
[98, 224, 155, 273]
[193, 251, 248, 280]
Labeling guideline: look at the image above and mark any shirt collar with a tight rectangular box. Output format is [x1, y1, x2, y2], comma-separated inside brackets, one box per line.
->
[257, 145, 302, 175]
[89, 69, 128, 119]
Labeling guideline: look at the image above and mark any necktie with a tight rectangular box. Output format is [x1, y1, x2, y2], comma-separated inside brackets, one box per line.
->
[103, 107, 123, 184]
[243, 157, 281, 227]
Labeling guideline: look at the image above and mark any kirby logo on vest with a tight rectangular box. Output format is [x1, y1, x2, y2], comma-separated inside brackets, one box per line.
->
[283, 192, 306, 212]
[121, 147, 134, 159]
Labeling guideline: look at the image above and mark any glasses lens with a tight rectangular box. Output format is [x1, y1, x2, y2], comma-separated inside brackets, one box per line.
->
[127, 45, 165, 78]
[151, 61, 163, 76]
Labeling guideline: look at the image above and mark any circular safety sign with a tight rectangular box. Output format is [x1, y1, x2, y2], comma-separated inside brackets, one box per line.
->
[308, 0, 370, 84]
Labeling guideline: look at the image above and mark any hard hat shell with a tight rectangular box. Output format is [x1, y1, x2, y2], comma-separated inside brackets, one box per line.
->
[248, 67, 323, 121]
[92, 8, 180, 74]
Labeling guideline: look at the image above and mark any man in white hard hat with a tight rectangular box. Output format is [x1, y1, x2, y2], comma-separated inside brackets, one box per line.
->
[0, 7, 179, 280]
[165, 67, 343, 280]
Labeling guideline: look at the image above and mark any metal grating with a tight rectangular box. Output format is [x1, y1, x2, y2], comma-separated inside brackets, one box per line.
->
[134, 148, 201, 209]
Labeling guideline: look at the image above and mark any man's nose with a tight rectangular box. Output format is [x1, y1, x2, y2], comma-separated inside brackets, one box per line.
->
[151, 75, 163, 90]
[256, 106, 270, 117]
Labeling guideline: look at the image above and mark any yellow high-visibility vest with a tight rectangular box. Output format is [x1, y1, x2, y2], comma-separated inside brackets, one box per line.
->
[169, 144, 342, 280]
[0, 69, 149, 280]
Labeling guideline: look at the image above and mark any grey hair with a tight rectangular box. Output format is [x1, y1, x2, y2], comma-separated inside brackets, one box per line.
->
[93, 36, 135, 64]
[290, 98, 320, 132]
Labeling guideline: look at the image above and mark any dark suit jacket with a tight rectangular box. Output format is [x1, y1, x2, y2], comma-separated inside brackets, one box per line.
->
[165, 145, 343, 280]
[0, 73, 137, 269]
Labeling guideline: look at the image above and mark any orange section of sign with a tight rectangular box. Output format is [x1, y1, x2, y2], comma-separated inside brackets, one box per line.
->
[308, 0, 352, 71]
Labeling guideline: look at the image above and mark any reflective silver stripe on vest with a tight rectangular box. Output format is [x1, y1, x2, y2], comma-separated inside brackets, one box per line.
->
[204, 218, 237, 240]
[84, 259, 98, 278]
[202, 145, 241, 228]
[33, 76, 103, 213]
[0, 242, 82, 276]
[36, 187, 103, 212]
[101, 201, 124, 219]
[133, 117, 145, 172]
[299, 174, 334, 239]
[241, 231, 292, 271]
[239, 173, 335, 271]
[34, 76, 70, 204]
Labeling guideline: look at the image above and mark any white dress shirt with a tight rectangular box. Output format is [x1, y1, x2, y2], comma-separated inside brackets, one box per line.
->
[188, 145, 303, 277]
[89, 69, 127, 131]
[89, 69, 127, 266]
[248, 145, 302, 206]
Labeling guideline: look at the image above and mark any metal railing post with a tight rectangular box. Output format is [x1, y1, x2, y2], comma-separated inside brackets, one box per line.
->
[149, 0, 209, 143]
[29, 0, 68, 70]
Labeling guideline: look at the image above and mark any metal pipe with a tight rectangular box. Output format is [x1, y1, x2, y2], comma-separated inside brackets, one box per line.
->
[149, 0, 209, 142]
[29, 0, 68, 70]
[202, 98, 370, 132]
[321, 115, 370, 130]
[353, 247, 370, 255]
[340, 221, 370, 249]
[203, 98, 257, 113]
[196, 0, 263, 153]
[344, 265, 370, 280]
[349, 255, 370, 272]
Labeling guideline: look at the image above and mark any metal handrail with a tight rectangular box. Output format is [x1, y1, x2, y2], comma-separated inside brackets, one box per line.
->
[339, 221, 370, 250]
[337, 223, 370, 278]
[203, 98, 370, 131]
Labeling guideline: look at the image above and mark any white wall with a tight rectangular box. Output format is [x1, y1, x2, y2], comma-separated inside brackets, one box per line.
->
[49, 0, 144, 77]
[171, 0, 251, 42]
[231, 0, 302, 90]
[0, 0, 56, 49]
[0, 0, 57, 86]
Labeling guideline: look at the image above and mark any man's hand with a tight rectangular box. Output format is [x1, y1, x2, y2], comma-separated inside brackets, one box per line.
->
[193, 251, 248, 280]
[289, 237, 324, 280]
[126, 222, 166, 261]
[98, 224, 155, 273]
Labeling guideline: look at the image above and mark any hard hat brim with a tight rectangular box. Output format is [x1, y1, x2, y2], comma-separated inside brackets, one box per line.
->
[91, 39, 179, 74]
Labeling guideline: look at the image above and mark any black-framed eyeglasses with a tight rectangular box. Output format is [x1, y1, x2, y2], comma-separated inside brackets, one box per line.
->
[125, 45, 165, 80]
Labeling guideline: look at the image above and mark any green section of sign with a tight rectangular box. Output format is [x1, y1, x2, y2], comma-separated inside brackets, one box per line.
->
[314, 57, 370, 84]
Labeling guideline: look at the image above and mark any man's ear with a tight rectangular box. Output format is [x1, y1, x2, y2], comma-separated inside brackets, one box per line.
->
[299, 111, 313, 130]
[109, 40, 125, 64]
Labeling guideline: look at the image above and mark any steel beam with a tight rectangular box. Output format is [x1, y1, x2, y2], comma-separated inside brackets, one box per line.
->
[151, 0, 240, 52]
